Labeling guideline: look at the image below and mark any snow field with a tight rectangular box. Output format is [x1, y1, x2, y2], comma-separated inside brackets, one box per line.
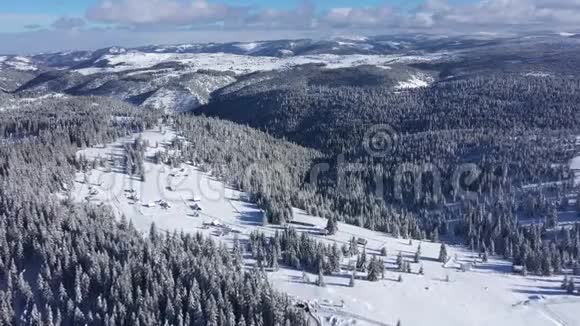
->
[569, 148, 580, 186]
[0, 56, 38, 71]
[75, 51, 450, 76]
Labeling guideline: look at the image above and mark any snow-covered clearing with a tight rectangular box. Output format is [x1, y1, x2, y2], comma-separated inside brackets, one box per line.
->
[75, 51, 451, 76]
[559, 32, 576, 37]
[569, 150, 580, 186]
[234, 42, 262, 52]
[524, 72, 552, 78]
[395, 74, 433, 90]
[0, 56, 38, 71]
[0, 93, 69, 111]
[71, 128, 580, 326]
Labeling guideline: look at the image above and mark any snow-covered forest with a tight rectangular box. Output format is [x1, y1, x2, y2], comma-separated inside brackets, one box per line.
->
[2, 34, 580, 325]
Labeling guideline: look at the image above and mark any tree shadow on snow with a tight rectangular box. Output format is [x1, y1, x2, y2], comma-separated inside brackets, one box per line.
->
[472, 262, 513, 274]
[237, 204, 264, 226]
[511, 288, 566, 297]
[524, 277, 565, 284]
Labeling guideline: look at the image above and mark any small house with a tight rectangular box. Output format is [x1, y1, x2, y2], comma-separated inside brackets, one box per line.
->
[203, 220, 221, 227]
[357, 238, 368, 246]
[192, 203, 202, 211]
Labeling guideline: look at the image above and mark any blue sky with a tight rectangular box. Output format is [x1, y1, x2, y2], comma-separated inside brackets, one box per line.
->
[0, 0, 577, 53]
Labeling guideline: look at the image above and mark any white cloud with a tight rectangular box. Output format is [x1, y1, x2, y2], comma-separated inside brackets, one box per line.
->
[52, 17, 86, 30]
[0, 13, 56, 33]
[82, 0, 580, 32]
[86, 0, 245, 25]
[410, 0, 580, 29]
[244, 2, 316, 30]
[323, 6, 401, 28]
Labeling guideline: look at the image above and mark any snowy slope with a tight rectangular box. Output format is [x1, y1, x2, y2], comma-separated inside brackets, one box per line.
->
[0, 56, 38, 71]
[394, 73, 434, 89]
[569, 139, 580, 186]
[16, 66, 236, 113]
[141, 88, 199, 113]
[71, 128, 580, 326]
[75, 51, 451, 76]
[0, 93, 68, 111]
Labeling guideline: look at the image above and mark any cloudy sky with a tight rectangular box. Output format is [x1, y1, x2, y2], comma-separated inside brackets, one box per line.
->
[0, 0, 578, 54]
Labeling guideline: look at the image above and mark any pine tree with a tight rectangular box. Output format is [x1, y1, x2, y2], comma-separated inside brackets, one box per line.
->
[432, 228, 439, 242]
[414, 244, 422, 263]
[341, 243, 350, 257]
[349, 271, 356, 288]
[326, 215, 338, 235]
[349, 237, 359, 256]
[541, 255, 552, 276]
[357, 249, 368, 272]
[349, 262, 356, 287]
[438, 244, 448, 263]
[367, 256, 380, 282]
[317, 265, 326, 287]
[561, 275, 569, 290]
[302, 271, 310, 284]
[566, 279, 576, 295]
[546, 206, 558, 229]
[396, 252, 404, 271]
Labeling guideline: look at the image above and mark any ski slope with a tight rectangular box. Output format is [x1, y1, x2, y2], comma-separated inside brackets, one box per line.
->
[71, 128, 579, 326]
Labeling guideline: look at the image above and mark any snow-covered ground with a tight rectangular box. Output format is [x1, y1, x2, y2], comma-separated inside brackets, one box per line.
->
[71, 128, 580, 326]
[559, 32, 576, 37]
[524, 72, 552, 78]
[570, 157, 580, 187]
[569, 137, 580, 186]
[394, 73, 434, 89]
[234, 42, 262, 52]
[0, 56, 38, 71]
[75, 51, 451, 76]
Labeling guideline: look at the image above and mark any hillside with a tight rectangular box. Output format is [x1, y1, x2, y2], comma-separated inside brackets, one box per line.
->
[15, 68, 236, 113]
[69, 125, 580, 326]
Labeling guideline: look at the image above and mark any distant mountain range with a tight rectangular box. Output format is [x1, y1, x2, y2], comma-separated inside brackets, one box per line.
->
[2, 33, 580, 113]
